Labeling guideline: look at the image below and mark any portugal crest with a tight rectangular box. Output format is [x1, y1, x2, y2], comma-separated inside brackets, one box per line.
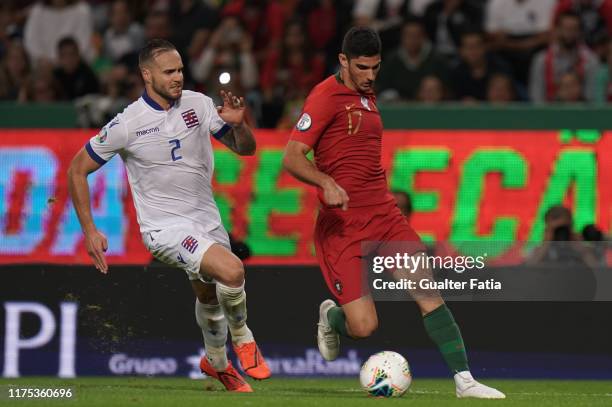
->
[360, 96, 370, 111]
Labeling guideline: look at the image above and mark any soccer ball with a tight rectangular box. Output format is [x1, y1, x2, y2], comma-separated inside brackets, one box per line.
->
[359, 351, 412, 397]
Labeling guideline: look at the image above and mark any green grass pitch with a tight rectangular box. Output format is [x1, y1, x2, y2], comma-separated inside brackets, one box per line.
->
[1, 377, 611, 406]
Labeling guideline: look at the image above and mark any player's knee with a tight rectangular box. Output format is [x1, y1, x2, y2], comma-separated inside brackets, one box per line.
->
[220, 259, 244, 288]
[348, 319, 378, 339]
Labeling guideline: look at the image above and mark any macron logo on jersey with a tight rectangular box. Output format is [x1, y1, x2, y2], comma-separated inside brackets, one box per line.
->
[136, 127, 160, 137]
[181, 109, 200, 129]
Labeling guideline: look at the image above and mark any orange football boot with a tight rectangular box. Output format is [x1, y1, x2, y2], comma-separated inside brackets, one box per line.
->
[200, 356, 253, 392]
[233, 341, 271, 380]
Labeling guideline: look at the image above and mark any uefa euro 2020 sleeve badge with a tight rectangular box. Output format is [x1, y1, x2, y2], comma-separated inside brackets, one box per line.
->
[296, 113, 312, 131]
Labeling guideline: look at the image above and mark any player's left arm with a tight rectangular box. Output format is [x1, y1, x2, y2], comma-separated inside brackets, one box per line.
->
[215, 90, 256, 156]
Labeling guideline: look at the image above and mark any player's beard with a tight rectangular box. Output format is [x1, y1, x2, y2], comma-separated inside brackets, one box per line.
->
[347, 68, 374, 94]
[355, 78, 374, 94]
[359, 81, 374, 93]
[151, 78, 182, 102]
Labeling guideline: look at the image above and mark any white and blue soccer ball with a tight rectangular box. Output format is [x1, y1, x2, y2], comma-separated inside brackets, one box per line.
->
[359, 351, 412, 398]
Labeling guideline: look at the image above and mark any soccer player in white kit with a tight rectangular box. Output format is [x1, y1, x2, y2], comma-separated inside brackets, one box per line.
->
[67, 39, 269, 392]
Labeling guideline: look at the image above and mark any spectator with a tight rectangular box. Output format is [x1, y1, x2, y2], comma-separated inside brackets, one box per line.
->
[222, 0, 287, 61]
[450, 31, 510, 101]
[88, 0, 111, 33]
[300, 0, 336, 51]
[487, 73, 516, 103]
[423, 0, 483, 60]
[53, 37, 99, 100]
[190, 17, 258, 113]
[590, 31, 610, 63]
[594, 40, 612, 102]
[582, 224, 604, 241]
[377, 18, 450, 102]
[260, 18, 325, 128]
[416, 74, 446, 103]
[144, 10, 172, 42]
[486, 0, 556, 86]
[111, 10, 172, 73]
[353, 0, 409, 54]
[20, 65, 61, 102]
[554, 0, 612, 48]
[105, 64, 142, 103]
[529, 12, 600, 103]
[169, 0, 219, 84]
[410, 0, 436, 17]
[556, 71, 584, 102]
[0, 1, 30, 55]
[581, 223, 606, 266]
[525, 205, 599, 269]
[0, 40, 30, 100]
[74, 62, 143, 128]
[0, 5, 11, 55]
[392, 190, 413, 220]
[103, 0, 145, 63]
[23, 0, 94, 65]
[311, 0, 355, 74]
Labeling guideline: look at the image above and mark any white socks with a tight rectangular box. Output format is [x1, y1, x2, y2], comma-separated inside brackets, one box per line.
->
[216, 282, 254, 345]
[195, 299, 228, 370]
[194, 281, 255, 371]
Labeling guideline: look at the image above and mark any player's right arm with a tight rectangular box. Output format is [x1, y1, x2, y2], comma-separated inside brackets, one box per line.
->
[67, 148, 108, 273]
[67, 118, 128, 273]
[283, 140, 349, 210]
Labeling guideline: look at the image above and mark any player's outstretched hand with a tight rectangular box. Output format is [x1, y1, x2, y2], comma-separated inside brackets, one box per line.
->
[217, 90, 245, 126]
[85, 230, 109, 274]
[322, 178, 349, 210]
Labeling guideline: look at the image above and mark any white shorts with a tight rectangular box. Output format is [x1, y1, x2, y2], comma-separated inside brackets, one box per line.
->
[142, 225, 231, 281]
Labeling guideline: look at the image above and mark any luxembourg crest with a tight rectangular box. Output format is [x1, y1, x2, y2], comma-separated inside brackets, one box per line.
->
[296, 113, 312, 131]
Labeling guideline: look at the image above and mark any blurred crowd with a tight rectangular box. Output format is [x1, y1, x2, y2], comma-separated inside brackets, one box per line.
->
[1, 0, 612, 128]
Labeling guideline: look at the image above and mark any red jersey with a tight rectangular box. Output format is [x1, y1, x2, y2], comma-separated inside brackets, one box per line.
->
[290, 74, 394, 208]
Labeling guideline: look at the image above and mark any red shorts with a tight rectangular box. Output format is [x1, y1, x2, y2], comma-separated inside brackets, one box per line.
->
[314, 199, 425, 305]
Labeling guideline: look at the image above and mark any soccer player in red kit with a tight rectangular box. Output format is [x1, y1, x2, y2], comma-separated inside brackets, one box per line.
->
[282, 27, 505, 399]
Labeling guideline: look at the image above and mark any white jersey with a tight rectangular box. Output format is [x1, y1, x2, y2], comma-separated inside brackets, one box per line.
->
[87, 89, 230, 234]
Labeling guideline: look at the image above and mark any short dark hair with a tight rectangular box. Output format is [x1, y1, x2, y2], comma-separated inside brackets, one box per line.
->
[544, 205, 573, 223]
[57, 36, 78, 52]
[460, 30, 485, 46]
[138, 39, 177, 68]
[402, 16, 425, 31]
[555, 10, 582, 28]
[341, 26, 381, 59]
